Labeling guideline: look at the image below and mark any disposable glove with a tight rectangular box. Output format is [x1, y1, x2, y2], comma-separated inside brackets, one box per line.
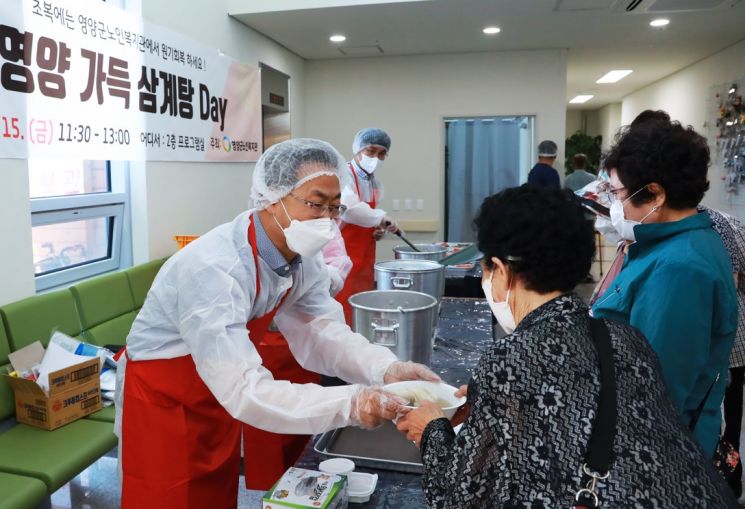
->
[350, 386, 408, 429]
[383, 361, 441, 384]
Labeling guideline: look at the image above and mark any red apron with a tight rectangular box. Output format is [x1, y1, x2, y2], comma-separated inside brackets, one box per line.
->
[242, 216, 321, 490]
[335, 163, 378, 325]
[121, 216, 317, 507]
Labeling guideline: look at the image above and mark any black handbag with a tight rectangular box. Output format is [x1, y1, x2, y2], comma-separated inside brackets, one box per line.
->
[571, 318, 617, 509]
[689, 374, 741, 481]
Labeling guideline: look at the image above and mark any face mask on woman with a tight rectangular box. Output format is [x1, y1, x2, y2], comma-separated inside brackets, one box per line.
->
[274, 199, 335, 257]
[482, 269, 516, 334]
[609, 186, 658, 242]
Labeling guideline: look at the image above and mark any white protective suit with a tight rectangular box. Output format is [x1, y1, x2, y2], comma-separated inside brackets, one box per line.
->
[340, 161, 386, 228]
[114, 210, 398, 439]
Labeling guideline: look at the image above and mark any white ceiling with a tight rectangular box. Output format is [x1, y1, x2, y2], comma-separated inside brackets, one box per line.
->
[231, 0, 745, 109]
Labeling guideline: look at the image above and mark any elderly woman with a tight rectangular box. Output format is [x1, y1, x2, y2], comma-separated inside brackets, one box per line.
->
[396, 185, 735, 508]
[591, 120, 737, 456]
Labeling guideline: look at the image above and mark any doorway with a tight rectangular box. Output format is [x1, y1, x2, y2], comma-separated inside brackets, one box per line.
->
[444, 116, 535, 241]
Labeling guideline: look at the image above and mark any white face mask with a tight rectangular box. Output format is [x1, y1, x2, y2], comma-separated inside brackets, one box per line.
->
[609, 187, 658, 242]
[482, 270, 516, 335]
[359, 154, 382, 173]
[274, 200, 335, 257]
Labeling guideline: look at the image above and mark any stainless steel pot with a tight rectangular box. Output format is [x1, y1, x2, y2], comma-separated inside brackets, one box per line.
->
[393, 244, 447, 261]
[375, 260, 445, 301]
[350, 290, 438, 365]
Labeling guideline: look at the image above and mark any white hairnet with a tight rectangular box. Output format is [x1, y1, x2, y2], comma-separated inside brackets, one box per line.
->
[352, 128, 391, 155]
[251, 138, 348, 210]
[537, 140, 558, 157]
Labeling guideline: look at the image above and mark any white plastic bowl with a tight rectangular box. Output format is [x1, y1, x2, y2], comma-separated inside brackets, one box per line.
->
[319, 458, 355, 476]
[384, 381, 466, 419]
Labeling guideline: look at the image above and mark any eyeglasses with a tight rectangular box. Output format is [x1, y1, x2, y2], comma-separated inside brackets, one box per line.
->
[287, 192, 347, 218]
[607, 186, 628, 202]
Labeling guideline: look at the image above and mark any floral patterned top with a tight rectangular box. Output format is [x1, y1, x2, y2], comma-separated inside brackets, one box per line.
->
[420, 293, 736, 508]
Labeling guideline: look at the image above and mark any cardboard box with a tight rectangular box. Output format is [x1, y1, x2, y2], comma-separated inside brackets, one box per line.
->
[4, 341, 102, 430]
[263, 467, 348, 509]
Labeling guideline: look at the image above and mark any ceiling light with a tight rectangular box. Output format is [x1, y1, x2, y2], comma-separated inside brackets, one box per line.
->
[482, 27, 501, 35]
[596, 70, 633, 84]
[650, 18, 670, 27]
[570, 95, 594, 104]
[329, 35, 346, 43]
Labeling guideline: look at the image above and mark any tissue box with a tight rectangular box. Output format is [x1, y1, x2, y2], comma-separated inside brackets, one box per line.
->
[4, 341, 102, 430]
[263, 467, 348, 509]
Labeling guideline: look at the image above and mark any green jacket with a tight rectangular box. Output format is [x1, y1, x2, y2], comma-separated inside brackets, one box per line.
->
[593, 212, 737, 456]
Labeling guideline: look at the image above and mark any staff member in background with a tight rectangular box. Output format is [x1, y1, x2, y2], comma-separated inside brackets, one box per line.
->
[115, 138, 438, 508]
[527, 139, 560, 189]
[335, 127, 399, 324]
[564, 153, 596, 192]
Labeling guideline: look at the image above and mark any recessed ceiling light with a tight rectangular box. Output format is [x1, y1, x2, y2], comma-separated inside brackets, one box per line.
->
[569, 95, 594, 104]
[650, 18, 670, 27]
[596, 70, 633, 84]
[483, 27, 501, 35]
[329, 35, 346, 43]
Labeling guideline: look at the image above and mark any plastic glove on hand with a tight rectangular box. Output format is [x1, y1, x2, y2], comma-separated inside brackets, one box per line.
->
[350, 386, 408, 429]
[381, 216, 400, 234]
[383, 361, 441, 384]
[373, 227, 386, 241]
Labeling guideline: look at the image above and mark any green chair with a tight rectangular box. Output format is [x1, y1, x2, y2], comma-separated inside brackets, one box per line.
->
[0, 419, 117, 493]
[0, 290, 83, 351]
[125, 258, 165, 310]
[0, 472, 47, 509]
[0, 317, 16, 422]
[0, 314, 118, 494]
[71, 272, 137, 347]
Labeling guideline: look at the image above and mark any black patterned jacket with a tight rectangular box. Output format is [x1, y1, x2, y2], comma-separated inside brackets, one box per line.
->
[420, 293, 737, 508]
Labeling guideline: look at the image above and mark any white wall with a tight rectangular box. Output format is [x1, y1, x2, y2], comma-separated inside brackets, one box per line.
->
[304, 50, 567, 256]
[621, 38, 745, 218]
[596, 102, 622, 151]
[0, 0, 305, 305]
[566, 109, 582, 136]
[0, 160, 35, 305]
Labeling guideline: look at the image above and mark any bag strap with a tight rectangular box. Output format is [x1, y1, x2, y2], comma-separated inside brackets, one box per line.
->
[688, 373, 720, 431]
[585, 317, 618, 473]
[573, 318, 618, 508]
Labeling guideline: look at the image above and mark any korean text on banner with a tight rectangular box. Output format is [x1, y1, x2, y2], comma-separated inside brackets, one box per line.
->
[0, 0, 262, 161]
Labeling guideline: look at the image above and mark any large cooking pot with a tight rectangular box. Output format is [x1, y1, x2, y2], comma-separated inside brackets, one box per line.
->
[393, 244, 447, 261]
[375, 260, 445, 301]
[350, 290, 438, 365]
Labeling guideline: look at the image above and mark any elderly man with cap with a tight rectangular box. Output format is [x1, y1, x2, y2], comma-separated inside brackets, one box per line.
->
[115, 138, 438, 509]
[527, 139, 561, 190]
[334, 127, 400, 324]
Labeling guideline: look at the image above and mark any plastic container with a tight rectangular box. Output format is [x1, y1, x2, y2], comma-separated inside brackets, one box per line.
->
[319, 458, 355, 476]
[173, 235, 198, 249]
[347, 472, 378, 504]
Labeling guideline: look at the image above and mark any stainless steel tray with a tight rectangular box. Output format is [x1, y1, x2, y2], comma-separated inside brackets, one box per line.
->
[314, 421, 423, 474]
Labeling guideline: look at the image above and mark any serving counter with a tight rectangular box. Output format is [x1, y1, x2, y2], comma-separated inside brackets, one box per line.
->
[243, 296, 493, 508]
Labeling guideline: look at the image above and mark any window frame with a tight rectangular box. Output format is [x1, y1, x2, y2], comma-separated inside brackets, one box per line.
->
[30, 161, 132, 291]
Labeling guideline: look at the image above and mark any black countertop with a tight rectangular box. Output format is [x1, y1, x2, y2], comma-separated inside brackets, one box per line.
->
[284, 297, 493, 508]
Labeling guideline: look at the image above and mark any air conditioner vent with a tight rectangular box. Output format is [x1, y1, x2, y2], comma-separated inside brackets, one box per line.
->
[610, 0, 740, 12]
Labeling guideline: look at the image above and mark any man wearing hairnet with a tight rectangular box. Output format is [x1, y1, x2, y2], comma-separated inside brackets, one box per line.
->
[527, 139, 561, 190]
[333, 127, 400, 324]
[115, 138, 438, 509]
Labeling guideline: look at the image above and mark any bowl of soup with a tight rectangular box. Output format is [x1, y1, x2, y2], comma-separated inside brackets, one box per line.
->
[384, 381, 466, 419]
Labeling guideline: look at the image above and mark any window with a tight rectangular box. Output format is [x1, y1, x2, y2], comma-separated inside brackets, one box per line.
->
[29, 160, 131, 291]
